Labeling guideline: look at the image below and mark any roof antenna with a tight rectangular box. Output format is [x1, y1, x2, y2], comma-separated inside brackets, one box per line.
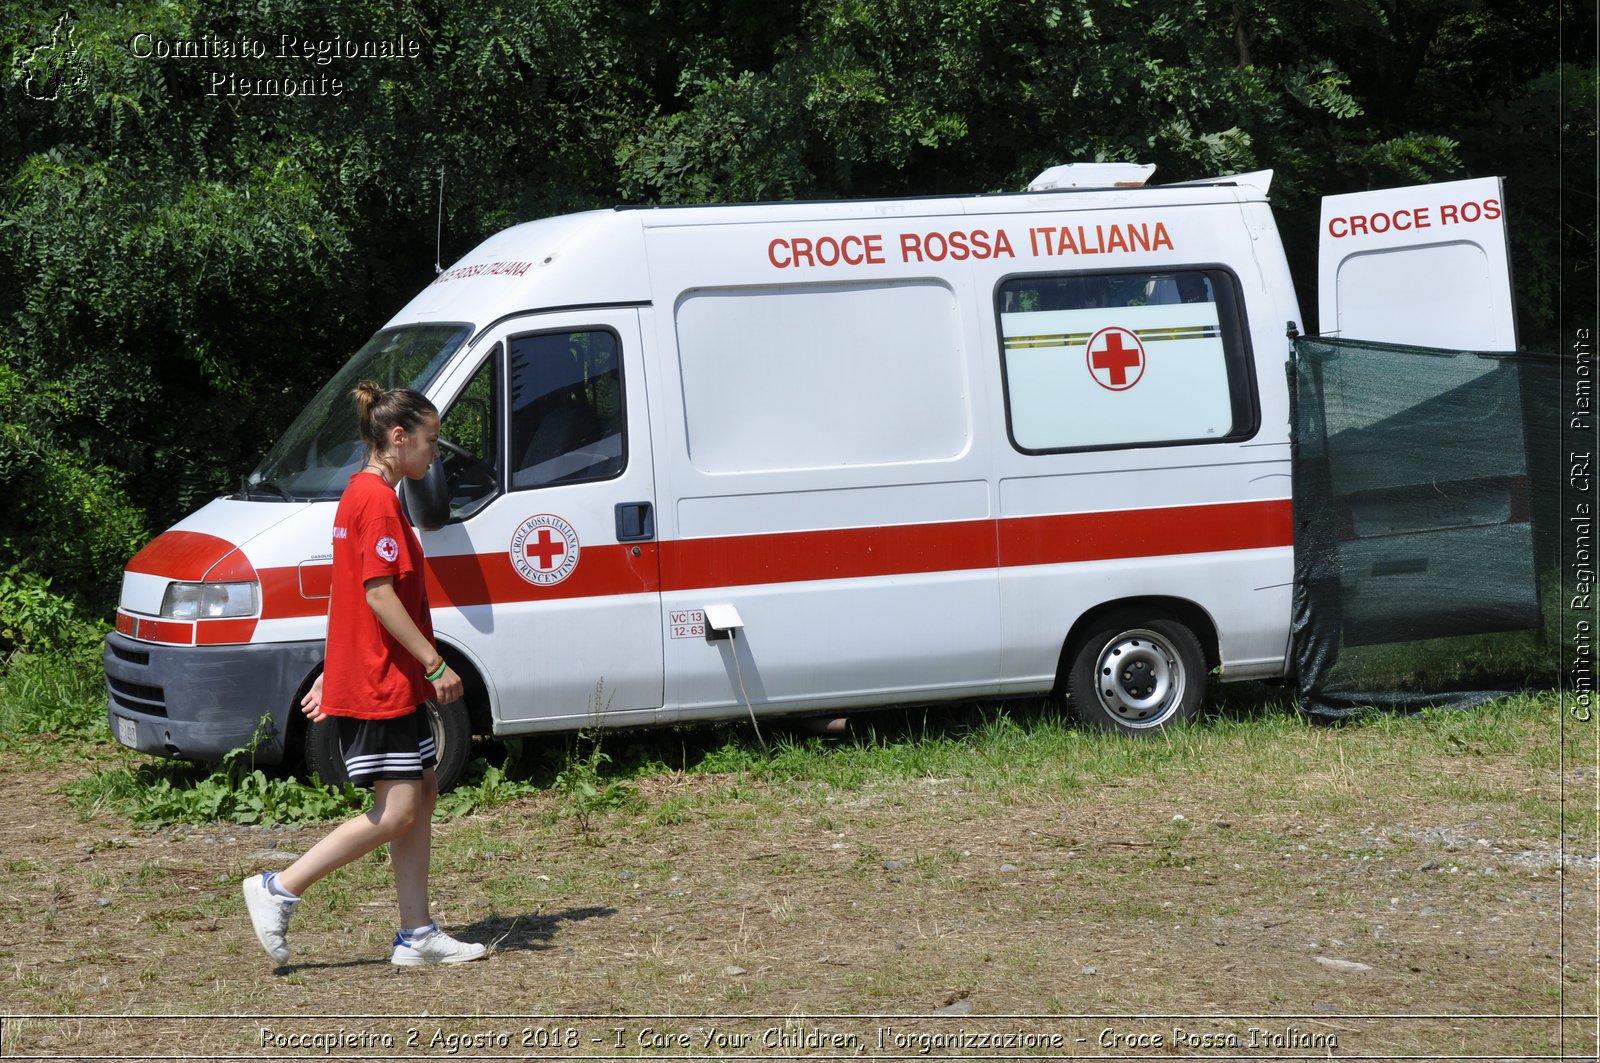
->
[434, 166, 445, 275]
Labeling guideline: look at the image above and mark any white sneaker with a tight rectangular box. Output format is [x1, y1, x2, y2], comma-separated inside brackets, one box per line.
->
[242, 873, 297, 963]
[390, 925, 489, 966]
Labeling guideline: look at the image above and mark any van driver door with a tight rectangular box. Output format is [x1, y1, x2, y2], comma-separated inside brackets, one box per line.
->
[421, 308, 664, 730]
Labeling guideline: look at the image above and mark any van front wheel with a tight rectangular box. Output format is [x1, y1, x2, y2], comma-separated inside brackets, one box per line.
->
[302, 698, 473, 793]
[1066, 613, 1205, 735]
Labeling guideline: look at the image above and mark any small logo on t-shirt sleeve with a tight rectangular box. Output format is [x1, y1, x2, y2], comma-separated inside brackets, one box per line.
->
[375, 536, 400, 563]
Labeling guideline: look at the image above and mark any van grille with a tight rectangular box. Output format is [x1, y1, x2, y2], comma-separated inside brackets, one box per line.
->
[108, 677, 167, 717]
[108, 643, 150, 667]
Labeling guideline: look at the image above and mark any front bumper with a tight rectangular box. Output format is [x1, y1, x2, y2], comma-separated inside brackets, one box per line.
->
[104, 633, 325, 764]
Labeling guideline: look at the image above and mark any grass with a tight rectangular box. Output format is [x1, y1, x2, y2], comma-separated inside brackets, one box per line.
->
[2, 641, 1594, 1053]
[21, 651, 1589, 853]
[0, 643, 106, 759]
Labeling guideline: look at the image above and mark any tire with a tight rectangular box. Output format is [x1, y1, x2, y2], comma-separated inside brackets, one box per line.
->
[1065, 611, 1206, 735]
[302, 698, 473, 793]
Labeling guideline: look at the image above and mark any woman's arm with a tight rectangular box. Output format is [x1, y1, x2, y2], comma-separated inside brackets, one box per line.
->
[364, 575, 464, 704]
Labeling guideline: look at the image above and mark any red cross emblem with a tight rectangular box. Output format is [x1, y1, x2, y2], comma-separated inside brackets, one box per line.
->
[524, 527, 566, 569]
[510, 514, 581, 586]
[1086, 326, 1145, 391]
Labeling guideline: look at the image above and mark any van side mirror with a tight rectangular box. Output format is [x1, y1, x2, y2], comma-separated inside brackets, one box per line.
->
[400, 459, 450, 531]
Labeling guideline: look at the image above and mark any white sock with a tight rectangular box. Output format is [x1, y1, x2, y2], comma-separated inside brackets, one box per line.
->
[265, 873, 299, 901]
[401, 922, 436, 942]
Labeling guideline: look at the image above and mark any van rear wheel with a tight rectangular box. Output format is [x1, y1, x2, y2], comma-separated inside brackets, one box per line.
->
[1066, 612, 1205, 735]
[302, 698, 472, 793]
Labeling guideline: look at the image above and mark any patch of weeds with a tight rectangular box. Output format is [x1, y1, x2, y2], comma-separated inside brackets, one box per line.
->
[695, 739, 764, 775]
[141, 763, 365, 826]
[0, 574, 114, 761]
[67, 721, 367, 826]
[761, 735, 841, 782]
[434, 760, 540, 818]
[0, 645, 106, 754]
[554, 734, 638, 832]
[647, 795, 693, 827]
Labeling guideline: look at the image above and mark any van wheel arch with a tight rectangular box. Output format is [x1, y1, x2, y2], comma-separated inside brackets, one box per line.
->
[292, 646, 487, 793]
[1056, 598, 1218, 735]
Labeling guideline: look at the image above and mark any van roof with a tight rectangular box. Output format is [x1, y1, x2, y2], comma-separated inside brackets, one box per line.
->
[614, 168, 1274, 223]
[387, 170, 1274, 331]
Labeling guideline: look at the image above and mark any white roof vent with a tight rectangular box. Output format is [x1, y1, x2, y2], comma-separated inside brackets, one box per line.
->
[1027, 162, 1156, 191]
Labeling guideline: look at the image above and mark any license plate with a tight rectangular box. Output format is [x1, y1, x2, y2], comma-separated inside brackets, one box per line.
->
[115, 715, 138, 749]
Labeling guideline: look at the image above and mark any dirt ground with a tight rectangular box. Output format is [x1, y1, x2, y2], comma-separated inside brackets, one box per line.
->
[1, 735, 1595, 1061]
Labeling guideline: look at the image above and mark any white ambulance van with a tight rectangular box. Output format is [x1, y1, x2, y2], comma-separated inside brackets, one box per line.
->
[104, 165, 1517, 789]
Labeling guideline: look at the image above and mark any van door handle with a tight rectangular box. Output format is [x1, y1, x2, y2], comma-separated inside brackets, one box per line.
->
[615, 501, 655, 542]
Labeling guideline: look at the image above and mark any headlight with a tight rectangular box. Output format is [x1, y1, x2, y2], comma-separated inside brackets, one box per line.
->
[160, 581, 259, 619]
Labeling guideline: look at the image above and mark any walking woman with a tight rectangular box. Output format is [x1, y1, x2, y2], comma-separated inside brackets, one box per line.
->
[243, 382, 488, 966]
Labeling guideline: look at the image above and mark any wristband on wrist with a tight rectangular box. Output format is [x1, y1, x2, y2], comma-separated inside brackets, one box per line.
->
[424, 657, 447, 683]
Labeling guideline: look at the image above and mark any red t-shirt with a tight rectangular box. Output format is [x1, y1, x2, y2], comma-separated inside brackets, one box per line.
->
[320, 471, 434, 720]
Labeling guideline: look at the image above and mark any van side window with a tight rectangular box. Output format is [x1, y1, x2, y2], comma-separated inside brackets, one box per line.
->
[509, 329, 625, 489]
[438, 350, 502, 520]
[996, 268, 1258, 452]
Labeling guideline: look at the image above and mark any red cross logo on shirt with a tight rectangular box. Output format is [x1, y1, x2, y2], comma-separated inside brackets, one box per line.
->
[1086, 326, 1146, 391]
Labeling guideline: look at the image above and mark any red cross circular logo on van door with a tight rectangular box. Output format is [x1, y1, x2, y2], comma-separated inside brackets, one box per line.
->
[510, 514, 581, 586]
[1086, 326, 1146, 391]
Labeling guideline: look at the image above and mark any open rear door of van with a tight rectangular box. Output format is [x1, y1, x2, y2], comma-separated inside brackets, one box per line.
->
[1317, 176, 1515, 348]
[1299, 176, 1540, 657]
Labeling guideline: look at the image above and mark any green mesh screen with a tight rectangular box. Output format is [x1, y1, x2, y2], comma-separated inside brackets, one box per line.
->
[1291, 337, 1565, 717]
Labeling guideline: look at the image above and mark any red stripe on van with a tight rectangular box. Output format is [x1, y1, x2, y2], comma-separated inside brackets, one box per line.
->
[126, 530, 257, 582]
[213, 499, 1292, 635]
[426, 542, 661, 608]
[998, 499, 1293, 566]
[124, 615, 195, 645]
[115, 610, 256, 647]
[660, 520, 996, 591]
[257, 566, 336, 620]
[196, 619, 259, 645]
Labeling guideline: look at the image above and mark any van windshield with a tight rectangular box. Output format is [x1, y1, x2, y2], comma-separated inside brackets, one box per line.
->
[243, 323, 472, 501]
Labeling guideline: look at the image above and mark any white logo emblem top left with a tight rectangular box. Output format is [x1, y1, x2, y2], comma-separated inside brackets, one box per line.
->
[25, 14, 88, 101]
[375, 536, 400, 563]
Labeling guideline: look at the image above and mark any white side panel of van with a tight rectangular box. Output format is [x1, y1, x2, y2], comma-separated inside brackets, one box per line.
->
[674, 281, 971, 472]
[1318, 177, 1516, 349]
[642, 228, 1003, 717]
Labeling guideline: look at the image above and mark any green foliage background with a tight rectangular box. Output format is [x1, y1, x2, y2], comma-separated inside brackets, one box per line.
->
[0, 0, 1594, 654]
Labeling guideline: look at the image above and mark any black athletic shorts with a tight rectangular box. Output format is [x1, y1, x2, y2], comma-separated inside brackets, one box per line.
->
[336, 706, 437, 788]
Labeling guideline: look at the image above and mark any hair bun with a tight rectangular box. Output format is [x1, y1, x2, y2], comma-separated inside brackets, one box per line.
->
[351, 379, 386, 417]
[352, 382, 437, 459]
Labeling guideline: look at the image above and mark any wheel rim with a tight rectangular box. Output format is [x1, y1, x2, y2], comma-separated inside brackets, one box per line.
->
[1092, 628, 1186, 728]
